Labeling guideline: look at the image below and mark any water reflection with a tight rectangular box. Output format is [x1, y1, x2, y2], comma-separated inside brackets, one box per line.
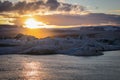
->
[22, 61, 49, 80]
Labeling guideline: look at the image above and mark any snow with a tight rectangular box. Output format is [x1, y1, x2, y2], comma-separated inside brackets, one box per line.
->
[0, 33, 120, 56]
[0, 25, 120, 56]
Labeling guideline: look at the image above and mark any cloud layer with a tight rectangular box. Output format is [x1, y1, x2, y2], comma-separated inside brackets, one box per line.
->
[0, 0, 86, 14]
[0, 0, 120, 26]
[34, 13, 120, 26]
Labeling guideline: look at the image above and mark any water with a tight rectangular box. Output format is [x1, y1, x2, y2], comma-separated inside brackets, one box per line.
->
[0, 51, 120, 80]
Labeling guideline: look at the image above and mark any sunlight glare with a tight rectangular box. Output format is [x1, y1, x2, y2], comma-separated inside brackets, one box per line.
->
[24, 18, 46, 29]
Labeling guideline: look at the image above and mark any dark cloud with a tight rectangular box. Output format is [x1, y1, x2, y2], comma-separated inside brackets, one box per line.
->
[46, 0, 60, 10]
[0, 0, 85, 14]
[34, 13, 120, 26]
[0, 1, 13, 12]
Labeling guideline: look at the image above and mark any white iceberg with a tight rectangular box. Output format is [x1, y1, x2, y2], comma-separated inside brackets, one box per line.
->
[0, 34, 120, 56]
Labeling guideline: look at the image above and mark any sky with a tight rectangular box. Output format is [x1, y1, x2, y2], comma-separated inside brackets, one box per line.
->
[9, 0, 120, 15]
[64, 0, 120, 15]
[0, 0, 120, 27]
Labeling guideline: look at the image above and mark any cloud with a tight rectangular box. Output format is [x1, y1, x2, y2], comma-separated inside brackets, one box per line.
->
[0, 0, 120, 26]
[0, 0, 86, 14]
[0, 1, 13, 12]
[33, 13, 120, 26]
[0, 16, 14, 25]
[19, 0, 38, 3]
[110, 10, 120, 13]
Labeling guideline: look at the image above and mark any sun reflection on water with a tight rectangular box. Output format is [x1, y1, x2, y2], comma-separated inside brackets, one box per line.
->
[22, 61, 50, 80]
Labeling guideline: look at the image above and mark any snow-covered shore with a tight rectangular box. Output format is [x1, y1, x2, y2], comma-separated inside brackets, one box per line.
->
[0, 33, 120, 56]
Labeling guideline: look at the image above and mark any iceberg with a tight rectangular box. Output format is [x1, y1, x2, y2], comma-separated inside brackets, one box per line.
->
[0, 33, 120, 56]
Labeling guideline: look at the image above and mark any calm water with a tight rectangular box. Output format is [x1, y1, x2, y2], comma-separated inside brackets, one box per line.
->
[0, 51, 120, 80]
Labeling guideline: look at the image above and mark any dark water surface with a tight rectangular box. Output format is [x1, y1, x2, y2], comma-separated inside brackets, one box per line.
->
[0, 51, 120, 80]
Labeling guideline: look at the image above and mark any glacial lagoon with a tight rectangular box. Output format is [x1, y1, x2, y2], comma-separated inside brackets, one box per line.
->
[0, 51, 120, 80]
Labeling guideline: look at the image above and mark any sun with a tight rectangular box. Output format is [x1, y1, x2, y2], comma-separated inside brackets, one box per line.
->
[24, 18, 46, 29]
